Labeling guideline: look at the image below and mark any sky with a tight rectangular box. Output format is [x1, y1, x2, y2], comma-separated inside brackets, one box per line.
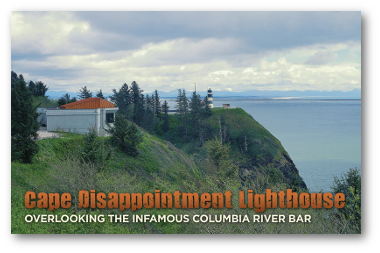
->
[11, 11, 361, 94]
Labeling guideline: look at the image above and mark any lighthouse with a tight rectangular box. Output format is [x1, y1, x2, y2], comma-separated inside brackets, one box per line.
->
[207, 88, 213, 108]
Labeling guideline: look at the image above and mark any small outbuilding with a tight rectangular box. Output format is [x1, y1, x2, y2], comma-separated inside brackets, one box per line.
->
[223, 104, 231, 108]
[40, 97, 118, 137]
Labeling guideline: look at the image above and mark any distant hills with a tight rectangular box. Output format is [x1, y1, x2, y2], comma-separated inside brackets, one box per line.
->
[46, 88, 361, 99]
[156, 88, 361, 98]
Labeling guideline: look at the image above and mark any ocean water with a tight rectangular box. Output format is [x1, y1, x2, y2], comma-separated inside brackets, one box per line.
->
[164, 97, 361, 192]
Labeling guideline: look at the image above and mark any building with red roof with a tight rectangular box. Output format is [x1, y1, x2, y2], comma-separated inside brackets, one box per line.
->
[39, 97, 118, 136]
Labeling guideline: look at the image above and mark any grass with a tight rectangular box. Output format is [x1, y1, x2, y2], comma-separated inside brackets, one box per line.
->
[12, 151, 358, 234]
[11, 110, 359, 234]
[206, 108, 286, 157]
[11, 128, 204, 234]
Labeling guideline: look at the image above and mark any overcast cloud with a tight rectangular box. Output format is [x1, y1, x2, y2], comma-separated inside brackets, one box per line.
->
[11, 11, 361, 93]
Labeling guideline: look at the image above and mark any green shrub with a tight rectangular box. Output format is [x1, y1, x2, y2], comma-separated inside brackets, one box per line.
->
[331, 167, 361, 232]
[82, 127, 111, 168]
[106, 114, 142, 157]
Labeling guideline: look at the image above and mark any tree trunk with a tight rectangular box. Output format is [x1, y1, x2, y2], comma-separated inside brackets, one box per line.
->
[244, 134, 248, 152]
[219, 117, 223, 144]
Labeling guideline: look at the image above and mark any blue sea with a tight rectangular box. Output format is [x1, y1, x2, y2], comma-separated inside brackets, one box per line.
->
[165, 97, 361, 192]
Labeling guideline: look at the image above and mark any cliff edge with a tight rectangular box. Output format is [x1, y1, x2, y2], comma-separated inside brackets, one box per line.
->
[204, 108, 307, 190]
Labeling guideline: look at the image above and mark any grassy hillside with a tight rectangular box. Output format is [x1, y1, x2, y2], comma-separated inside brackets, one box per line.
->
[171, 108, 307, 190]
[11, 109, 358, 234]
[12, 129, 205, 234]
[208, 108, 286, 156]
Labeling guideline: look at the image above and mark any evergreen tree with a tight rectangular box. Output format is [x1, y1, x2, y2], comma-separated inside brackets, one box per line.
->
[28, 81, 36, 94]
[34, 81, 49, 97]
[105, 114, 142, 157]
[218, 114, 230, 144]
[134, 93, 146, 126]
[130, 81, 144, 125]
[175, 89, 189, 116]
[203, 96, 212, 116]
[27, 80, 48, 97]
[82, 127, 110, 166]
[189, 92, 212, 147]
[190, 92, 202, 114]
[130, 81, 143, 105]
[175, 89, 182, 111]
[143, 94, 155, 132]
[189, 92, 202, 136]
[205, 137, 239, 179]
[11, 72, 40, 163]
[78, 86, 93, 100]
[57, 97, 67, 106]
[332, 168, 361, 231]
[153, 90, 161, 118]
[175, 89, 189, 138]
[109, 83, 132, 118]
[11, 71, 19, 86]
[96, 89, 105, 99]
[161, 100, 170, 133]
[58, 93, 77, 106]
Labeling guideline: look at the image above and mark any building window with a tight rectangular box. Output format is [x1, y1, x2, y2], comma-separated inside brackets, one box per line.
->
[106, 113, 114, 123]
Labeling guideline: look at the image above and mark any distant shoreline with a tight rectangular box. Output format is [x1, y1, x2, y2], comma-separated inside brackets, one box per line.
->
[160, 96, 361, 100]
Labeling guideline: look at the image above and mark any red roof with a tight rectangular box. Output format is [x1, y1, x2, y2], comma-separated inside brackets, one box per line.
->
[60, 97, 115, 109]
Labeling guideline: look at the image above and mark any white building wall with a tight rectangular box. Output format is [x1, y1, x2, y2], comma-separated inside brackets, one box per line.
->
[36, 108, 48, 125]
[46, 108, 118, 136]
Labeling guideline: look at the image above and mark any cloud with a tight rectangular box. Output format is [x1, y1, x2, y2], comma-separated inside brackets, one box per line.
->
[11, 11, 361, 94]
[12, 42, 361, 93]
[12, 12, 92, 55]
[305, 50, 337, 65]
[129, 38, 243, 66]
[74, 11, 361, 52]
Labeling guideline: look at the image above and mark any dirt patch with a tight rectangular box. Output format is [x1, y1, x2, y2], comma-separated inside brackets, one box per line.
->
[38, 127, 61, 140]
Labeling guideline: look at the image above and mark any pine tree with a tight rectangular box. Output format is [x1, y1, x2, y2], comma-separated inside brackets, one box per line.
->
[203, 96, 212, 117]
[175, 89, 183, 111]
[175, 89, 189, 137]
[78, 86, 93, 100]
[11, 71, 18, 86]
[26, 80, 48, 97]
[58, 93, 77, 106]
[143, 94, 155, 132]
[153, 90, 161, 118]
[130, 81, 144, 125]
[135, 93, 146, 126]
[28, 81, 36, 94]
[109, 83, 132, 118]
[96, 89, 105, 99]
[82, 127, 110, 166]
[161, 100, 170, 133]
[205, 137, 239, 179]
[175, 89, 189, 115]
[11, 72, 40, 163]
[34, 81, 49, 97]
[189, 92, 212, 147]
[130, 81, 143, 105]
[105, 114, 142, 157]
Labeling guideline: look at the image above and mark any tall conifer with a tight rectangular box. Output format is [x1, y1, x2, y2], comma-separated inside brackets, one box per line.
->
[11, 71, 40, 163]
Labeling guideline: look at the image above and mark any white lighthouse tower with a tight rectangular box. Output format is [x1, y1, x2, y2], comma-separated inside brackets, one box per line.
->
[207, 88, 213, 108]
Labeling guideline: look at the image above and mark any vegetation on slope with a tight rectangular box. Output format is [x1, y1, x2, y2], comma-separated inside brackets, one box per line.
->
[12, 120, 359, 234]
[207, 108, 307, 189]
[165, 107, 307, 191]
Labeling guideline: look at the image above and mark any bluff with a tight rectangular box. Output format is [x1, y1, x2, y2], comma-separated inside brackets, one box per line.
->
[201, 108, 307, 190]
